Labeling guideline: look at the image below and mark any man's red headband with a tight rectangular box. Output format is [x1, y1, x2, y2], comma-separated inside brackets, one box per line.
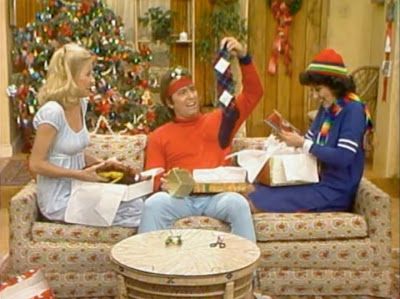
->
[167, 77, 193, 97]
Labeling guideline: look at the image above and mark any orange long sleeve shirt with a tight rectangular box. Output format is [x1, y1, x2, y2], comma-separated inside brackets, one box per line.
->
[145, 62, 263, 175]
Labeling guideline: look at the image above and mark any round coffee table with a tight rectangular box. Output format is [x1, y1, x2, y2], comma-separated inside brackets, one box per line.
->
[111, 229, 260, 299]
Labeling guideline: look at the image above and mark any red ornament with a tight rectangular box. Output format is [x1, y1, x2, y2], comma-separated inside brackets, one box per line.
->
[140, 80, 148, 88]
[81, 0, 94, 15]
[13, 56, 25, 72]
[139, 43, 152, 56]
[146, 111, 156, 123]
[17, 85, 29, 100]
[95, 98, 111, 115]
[46, 26, 54, 38]
[60, 23, 73, 37]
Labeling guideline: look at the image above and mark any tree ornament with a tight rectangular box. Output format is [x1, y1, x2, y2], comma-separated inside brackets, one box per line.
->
[95, 98, 111, 115]
[146, 110, 156, 123]
[8, 0, 171, 151]
[140, 79, 148, 88]
[80, 0, 94, 15]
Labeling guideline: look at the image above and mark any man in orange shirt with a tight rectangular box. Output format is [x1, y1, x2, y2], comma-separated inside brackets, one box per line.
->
[138, 37, 263, 243]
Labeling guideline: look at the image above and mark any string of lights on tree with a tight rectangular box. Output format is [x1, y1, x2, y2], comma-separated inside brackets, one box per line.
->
[7, 0, 171, 151]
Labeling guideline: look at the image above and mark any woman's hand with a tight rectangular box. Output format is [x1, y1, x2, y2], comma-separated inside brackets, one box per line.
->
[76, 163, 107, 182]
[278, 130, 305, 148]
[220, 36, 247, 58]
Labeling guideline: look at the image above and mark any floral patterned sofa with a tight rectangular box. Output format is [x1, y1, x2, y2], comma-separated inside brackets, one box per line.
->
[9, 136, 394, 298]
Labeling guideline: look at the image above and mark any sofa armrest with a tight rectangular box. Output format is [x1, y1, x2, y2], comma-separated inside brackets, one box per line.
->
[353, 177, 392, 267]
[9, 181, 38, 244]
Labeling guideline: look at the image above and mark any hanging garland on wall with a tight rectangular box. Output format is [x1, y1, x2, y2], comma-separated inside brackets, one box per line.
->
[267, 0, 302, 76]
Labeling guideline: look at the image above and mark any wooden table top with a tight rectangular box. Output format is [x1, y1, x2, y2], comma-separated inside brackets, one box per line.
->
[110, 229, 260, 277]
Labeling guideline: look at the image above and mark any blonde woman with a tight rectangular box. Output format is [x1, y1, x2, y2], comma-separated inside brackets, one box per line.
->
[29, 43, 143, 227]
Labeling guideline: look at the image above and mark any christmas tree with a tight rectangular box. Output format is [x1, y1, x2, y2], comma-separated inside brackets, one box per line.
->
[7, 0, 170, 152]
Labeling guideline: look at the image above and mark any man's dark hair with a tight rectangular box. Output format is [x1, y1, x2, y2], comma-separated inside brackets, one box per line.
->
[159, 67, 192, 114]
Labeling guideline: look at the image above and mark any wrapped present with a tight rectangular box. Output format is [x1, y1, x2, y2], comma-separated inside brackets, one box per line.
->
[192, 182, 253, 194]
[164, 168, 251, 197]
[96, 161, 140, 184]
[65, 168, 162, 226]
[257, 153, 319, 186]
[165, 168, 195, 198]
[264, 109, 299, 133]
[0, 268, 55, 299]
[231, 135, 319, 186]
[193, 167, 247, 183]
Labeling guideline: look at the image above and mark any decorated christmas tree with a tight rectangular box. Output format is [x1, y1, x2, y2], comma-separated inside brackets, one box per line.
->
[7, 0, 170, 152]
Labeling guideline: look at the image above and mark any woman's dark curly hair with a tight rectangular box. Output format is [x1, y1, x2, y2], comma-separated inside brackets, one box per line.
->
[299, 71, 356, 98]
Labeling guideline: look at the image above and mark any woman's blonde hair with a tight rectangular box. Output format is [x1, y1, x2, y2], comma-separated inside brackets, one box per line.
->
[37, 43, 93, 106]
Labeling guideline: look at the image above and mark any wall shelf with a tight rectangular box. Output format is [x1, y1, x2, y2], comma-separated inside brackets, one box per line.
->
[134, 0, 195, 83]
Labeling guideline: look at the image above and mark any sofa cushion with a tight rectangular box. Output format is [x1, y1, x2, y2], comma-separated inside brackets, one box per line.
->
[257, 268, 392, 296]
[173, 216, 230, 232]
[257, 239, 374, 268]
[253, 212, 368, 241]
[173, 212, 368, 242]
[85, 133, 147, 170]
[44, 271, 117, 298]
[32, 221, 136, 244]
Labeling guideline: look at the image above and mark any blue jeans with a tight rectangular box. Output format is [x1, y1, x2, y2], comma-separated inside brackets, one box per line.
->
[138, 191, 256, 242]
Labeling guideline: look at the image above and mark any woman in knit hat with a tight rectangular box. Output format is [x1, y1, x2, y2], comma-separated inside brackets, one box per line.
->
[248, 48, 373, 213]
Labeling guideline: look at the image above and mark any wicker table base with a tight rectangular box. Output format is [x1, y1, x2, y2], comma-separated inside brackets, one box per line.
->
[111, 229, 260, 299]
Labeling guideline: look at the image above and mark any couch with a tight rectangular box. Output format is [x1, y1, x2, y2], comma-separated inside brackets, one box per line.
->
[9, 136, 394, 298]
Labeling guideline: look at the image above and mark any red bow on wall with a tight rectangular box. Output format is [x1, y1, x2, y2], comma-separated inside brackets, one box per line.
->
[268, 0, 294, 76]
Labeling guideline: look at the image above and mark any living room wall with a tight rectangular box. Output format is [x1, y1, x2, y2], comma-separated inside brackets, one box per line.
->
[326, 0, 399, 178]
[0, 0, 15, 158]
[0, 0, 398, 178]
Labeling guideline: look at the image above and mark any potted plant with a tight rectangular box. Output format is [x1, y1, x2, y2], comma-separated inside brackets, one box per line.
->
[139, 7, 174, 44]
[196, 0, 247, 61]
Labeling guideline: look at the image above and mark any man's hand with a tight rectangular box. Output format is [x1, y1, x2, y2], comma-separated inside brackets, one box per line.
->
[220, 36, 247, 58]
[278, 130, 305, 148]
[160, 175, 170, 192]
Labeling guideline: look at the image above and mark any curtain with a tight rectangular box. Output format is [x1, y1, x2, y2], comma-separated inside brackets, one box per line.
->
[104, 0, 135, 44]
[104, 0, 169, 46]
